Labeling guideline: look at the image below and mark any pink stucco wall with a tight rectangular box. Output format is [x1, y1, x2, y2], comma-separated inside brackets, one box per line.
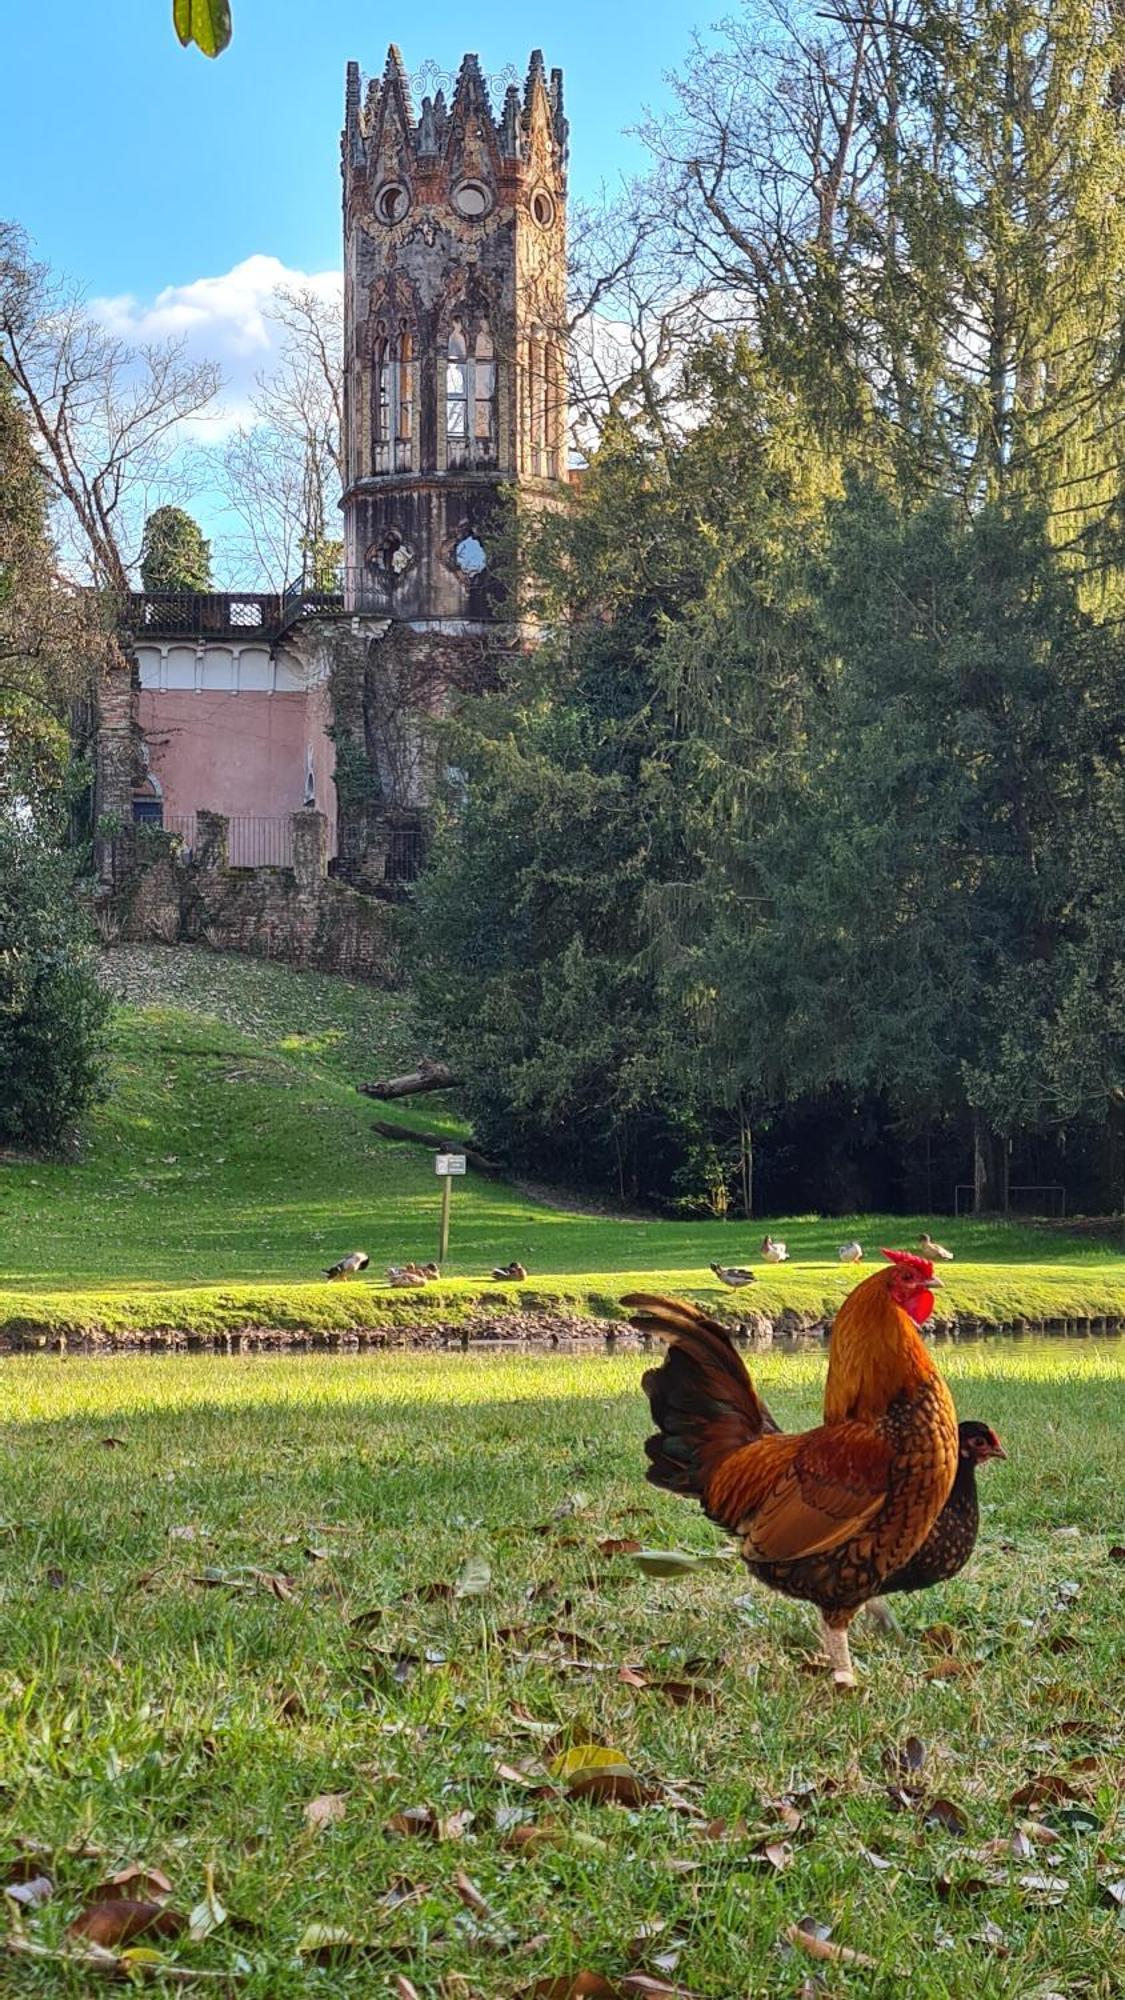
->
[138, 690, 337, 852]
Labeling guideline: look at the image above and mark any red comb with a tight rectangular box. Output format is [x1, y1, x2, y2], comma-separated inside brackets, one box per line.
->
[881, 1247, 935, 1281]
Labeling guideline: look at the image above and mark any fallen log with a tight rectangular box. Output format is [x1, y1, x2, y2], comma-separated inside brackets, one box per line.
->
[358, 1060, 459, 1101]
[369, 1118, 501, 1177]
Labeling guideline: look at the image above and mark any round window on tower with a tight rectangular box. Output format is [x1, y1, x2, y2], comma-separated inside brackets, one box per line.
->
[453, 535, 487, 578]
[453, 180, 492, 219]
[365, 532, 415, 581]
[374, 181, 410, 224]
[529, 187, 555, 229]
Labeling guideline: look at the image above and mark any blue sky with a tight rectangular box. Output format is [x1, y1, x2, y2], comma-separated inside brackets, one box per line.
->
[3, 0, 691, 299]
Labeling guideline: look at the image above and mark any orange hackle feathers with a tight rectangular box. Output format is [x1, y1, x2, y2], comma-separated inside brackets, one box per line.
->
[821, 1258, 942, 1424]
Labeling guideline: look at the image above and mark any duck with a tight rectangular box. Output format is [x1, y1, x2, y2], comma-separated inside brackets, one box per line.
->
[324, 1251, 369, 1280]
[920, 1232, 954, 1262]
[837, 1240, 864, 1262]
[490, 1261, 528, 1281]
[710, 1262, 757, 1288]
[760, 1235, 789, 1264]
[419, 1262, 441, 1281]
[386, 1264, 428, 1288]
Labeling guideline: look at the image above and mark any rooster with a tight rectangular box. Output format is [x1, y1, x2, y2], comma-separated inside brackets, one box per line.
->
[628, 1250, 959, 1686]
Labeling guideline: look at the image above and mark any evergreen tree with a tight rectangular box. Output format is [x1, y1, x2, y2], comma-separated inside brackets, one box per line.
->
[138, 506, 212, 592]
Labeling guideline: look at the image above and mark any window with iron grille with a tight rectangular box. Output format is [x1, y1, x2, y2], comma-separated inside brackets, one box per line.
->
[373, 318, 414, 473]
[446, 320, 496, 470]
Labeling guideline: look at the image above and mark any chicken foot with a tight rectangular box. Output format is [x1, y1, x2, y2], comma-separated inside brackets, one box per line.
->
[818, 1613, 858, 1689]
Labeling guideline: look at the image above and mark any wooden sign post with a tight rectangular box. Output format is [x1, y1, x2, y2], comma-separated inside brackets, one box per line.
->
[434, 1150, 467, 1262]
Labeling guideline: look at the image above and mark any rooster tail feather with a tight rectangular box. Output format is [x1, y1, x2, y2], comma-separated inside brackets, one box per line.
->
[625, 1293, 779, 1504]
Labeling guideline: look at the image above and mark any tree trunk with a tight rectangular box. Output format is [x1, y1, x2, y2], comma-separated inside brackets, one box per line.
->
[358, 1061, 458, 1100]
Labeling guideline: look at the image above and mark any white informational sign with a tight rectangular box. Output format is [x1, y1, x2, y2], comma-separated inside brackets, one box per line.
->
[434, 1153, 467, 1176]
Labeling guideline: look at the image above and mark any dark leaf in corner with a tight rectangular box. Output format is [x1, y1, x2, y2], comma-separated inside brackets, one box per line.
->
[924, 1798, 968, 1837]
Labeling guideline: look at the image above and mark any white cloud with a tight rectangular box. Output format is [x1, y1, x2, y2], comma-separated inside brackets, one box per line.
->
[91, 254, 342, 436]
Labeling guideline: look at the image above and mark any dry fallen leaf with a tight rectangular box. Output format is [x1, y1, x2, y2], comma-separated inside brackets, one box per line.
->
[1010, 1775, 1085, 1810]
[454, 1871, 493, 1920]
[296, 1923, 361, 1960]
[4, 1872, 53, 1910]
[91, 1865, 174, 1904]
[884, 1735, 926, 1777]
[305, 1792, 348, 1832]
[68, 1900, 184, 1949]
[455, 1555, 492, 1598]
[924, 1797, 969, 1837]
[786, 1921, 877, 1971]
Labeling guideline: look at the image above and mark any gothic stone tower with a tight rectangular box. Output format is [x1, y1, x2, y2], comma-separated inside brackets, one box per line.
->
[328, 45, 568, 880]
[341, 45, 568, 614]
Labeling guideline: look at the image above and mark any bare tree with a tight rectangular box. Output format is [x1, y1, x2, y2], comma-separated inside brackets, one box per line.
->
[215, 281, 342, 590]
[0, 222, 222, 593]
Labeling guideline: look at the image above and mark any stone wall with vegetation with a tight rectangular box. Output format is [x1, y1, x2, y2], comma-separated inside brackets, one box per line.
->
[101, 809, 399, 983]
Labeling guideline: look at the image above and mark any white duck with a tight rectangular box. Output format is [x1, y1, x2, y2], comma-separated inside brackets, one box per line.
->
[837, 1240, 864, 1263]
[760, 1235, 789, 1264]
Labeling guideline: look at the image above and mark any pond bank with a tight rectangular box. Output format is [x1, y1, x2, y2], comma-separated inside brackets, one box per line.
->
[2, 1301, 1121, 1355]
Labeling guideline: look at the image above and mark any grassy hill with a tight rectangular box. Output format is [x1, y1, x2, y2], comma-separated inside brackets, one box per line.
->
[0, 946, 1122, 1339]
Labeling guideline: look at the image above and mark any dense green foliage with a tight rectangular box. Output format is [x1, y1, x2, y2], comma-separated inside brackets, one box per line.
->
[138, 504, 212, 592]
[0, 379, 107, 1149]
[0, 820, 108, 1148]
[414, 0, 1125, 1213]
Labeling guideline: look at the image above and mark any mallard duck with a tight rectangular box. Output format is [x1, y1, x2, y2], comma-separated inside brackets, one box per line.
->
[920, 1232, 954, 1262]
[837, 1240, 864, 1263]
[491, 1261, 528, 1281]
[419, 1262, 441, 1281]
[386, 1264, 427, 1288]
[711, 1262, 757, 1288]
[760, 1235, 789, 1264]
[324, 1251, 369, 1280]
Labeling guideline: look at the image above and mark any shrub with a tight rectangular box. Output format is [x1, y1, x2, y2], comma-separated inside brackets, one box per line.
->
[0, 820, 109, 1149]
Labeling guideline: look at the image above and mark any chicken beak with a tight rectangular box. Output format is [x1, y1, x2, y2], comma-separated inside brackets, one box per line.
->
[927, 1275, 944, 1290]
[987, 1440, 1007, 1460]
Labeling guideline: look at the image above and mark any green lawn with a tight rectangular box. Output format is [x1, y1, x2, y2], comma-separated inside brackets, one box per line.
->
[0, 945, 1123, 1339]
[0, 1342, 1122, 1994]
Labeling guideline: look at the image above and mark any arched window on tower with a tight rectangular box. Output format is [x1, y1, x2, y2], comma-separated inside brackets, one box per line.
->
[529, 329, 559, 479]
[373, 317, 414, 473]
[446, 319, 497, 470]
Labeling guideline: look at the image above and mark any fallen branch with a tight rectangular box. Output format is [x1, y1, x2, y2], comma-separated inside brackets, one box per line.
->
[369, 1119, 501, 1177]
[357, 1061, 458, 1101]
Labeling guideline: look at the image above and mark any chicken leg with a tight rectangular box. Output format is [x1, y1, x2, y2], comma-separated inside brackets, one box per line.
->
[818, 1613, 858, 1689]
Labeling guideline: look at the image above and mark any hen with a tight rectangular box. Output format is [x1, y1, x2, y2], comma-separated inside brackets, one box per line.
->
[864, 1419, 1004, 1631]
[627, 1251, 959, 1686]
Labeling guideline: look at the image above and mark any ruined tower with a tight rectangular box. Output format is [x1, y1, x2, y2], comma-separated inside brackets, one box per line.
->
[340, 45, 569, 619]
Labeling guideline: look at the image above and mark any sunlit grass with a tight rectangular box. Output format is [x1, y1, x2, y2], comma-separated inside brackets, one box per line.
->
[0, 1343, 1121, 1994]
[0, 945, 1122, 1336]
